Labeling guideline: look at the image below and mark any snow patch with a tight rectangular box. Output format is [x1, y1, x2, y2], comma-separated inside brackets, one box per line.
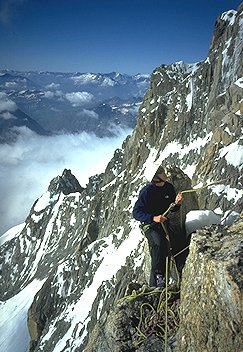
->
[0, 279, 45, 352]
[34, 191, 52, 212]
[221, 10, 237, 26]
[219, 141, 243, 168]
[40, 224, 143, 351]
[183, 164, 196, 179]
[70, 213, 76, 226]
[234, 77, 243, 88]
[186, 78, 193, 111]
[157, 133, 213, 162]
[211, 184, 242, 203]
[0, 223, 25, 246]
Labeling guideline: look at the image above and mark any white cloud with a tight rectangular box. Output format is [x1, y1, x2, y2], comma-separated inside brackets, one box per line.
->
[45, 82, 60, 90]
[5, 81, 18, 88]
[0, 111, 16, 120]
[81, 109, 99, 119]
[44, 90, 64, 99]
[65, 92, 94, 106]
[44, 91, 56, 98]
[0, 127, 131, 235]
[0, 92, 17, 112]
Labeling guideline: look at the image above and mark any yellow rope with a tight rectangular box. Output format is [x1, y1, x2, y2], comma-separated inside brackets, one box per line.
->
[180, 178, 228, 195]
[164, 256, 169, 352]
[119, 280, 180, 348]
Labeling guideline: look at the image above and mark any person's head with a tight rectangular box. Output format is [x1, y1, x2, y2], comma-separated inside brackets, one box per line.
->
[152, 165, 167, 184]
[144, 162, 168, 183]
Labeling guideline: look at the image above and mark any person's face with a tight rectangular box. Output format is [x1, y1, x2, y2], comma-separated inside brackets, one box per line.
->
[157, 171, 167, 183]
[153, 170, 167, 185]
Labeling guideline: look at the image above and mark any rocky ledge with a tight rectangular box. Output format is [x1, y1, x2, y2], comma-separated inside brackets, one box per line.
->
[81, 217, 243, 351]
[176, 218, 243, 352]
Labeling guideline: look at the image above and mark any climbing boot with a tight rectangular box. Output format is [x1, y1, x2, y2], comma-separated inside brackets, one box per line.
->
[156, 274, 165, 288]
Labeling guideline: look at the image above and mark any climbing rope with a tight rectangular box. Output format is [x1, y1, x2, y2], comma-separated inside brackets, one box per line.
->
[160, 177, 230, 263]
[164, 256, 169, 352]
[180, 177, 228, 195]
[117, 259, 180, 349]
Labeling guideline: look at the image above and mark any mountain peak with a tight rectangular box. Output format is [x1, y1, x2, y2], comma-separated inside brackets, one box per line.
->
[48, 169, 84, 196]
[220, 9, 237, 25]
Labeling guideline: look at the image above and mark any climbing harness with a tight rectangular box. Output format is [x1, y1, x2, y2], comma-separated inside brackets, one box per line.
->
[139, 223, 152, 233]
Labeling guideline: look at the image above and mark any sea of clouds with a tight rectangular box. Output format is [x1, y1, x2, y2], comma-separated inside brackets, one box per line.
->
[0, 127, 131, 235]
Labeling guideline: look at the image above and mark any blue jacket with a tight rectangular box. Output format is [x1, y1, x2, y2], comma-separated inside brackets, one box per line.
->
[132, 182, 179, 224]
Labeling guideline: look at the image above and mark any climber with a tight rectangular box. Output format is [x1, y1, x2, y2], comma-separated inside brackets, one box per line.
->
[132, 164, 183, 288]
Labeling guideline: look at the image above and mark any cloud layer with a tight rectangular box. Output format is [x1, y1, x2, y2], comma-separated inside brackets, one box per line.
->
[0, 127, 130, 235]
[65, 92, 94, 107]
[0, 92, 17, 113]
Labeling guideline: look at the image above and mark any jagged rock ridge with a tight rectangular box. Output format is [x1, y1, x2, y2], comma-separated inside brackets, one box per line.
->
[0, 4, 242, 352]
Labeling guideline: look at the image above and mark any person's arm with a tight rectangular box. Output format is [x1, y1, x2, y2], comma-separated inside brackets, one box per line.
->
[175, 192, 183, 204]
[170, 187, 182, 212]
[132, 188, 153, 223]
[153, 214, 167, 223]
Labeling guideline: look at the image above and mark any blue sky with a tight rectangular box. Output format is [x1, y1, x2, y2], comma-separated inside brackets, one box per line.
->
[0, 0, 241, 74]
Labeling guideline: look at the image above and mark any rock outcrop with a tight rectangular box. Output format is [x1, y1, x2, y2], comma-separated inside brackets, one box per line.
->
[177, 219, 243, 352]
[83, 218, 243, 352]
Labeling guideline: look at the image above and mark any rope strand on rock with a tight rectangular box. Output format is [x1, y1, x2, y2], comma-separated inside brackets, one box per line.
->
[180, 178, 228, 195]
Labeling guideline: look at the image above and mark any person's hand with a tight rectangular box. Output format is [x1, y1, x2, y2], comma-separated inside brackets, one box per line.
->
[153, 215, 167, 223]
[175, 192, 183, 204]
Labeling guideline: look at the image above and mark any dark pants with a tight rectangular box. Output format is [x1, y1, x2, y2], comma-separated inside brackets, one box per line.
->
[143, 222, 187, 287]
[144, 224, 168, 287]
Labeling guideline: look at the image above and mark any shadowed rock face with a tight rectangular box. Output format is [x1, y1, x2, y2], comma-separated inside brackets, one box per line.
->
[176, 219, 243, 352]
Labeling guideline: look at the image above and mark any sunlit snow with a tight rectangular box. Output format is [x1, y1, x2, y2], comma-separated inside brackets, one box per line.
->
[219, 141, 243, 168]
[0, 223, 25, 246]
[234, 77, 243, 88]
[0, 279, 45, 352]
[39, 223, 143, 351]
[221, 10, 237, 26]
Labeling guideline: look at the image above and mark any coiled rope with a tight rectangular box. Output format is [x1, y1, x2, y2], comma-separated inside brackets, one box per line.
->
[117, 257, 180, 349]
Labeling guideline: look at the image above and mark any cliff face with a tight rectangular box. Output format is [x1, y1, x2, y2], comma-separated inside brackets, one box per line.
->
[176, 220, 243, 352]
[0, 5, 242, 352]
[130, 5, 242, 213]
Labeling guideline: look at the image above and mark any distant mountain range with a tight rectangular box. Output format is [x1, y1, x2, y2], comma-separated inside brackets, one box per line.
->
[0, 71, 150, 142]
